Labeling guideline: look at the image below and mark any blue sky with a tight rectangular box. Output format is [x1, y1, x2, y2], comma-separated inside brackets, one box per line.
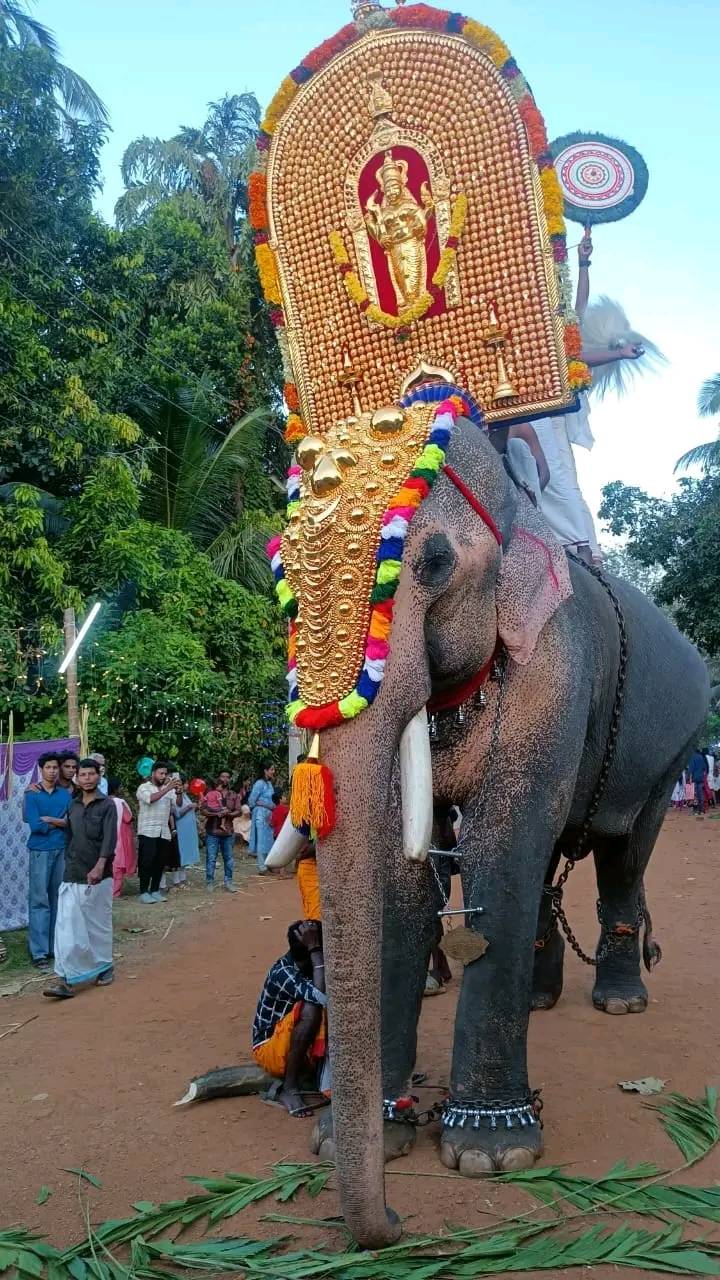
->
[50, 0, 720, 527]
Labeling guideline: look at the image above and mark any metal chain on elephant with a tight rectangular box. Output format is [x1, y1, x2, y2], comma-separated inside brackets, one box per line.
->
[543, 558, 637, 967]
[428, 652, 508, 922]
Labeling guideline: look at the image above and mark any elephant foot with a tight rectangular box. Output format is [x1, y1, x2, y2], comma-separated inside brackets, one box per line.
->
[440, 1121, 544, 1177]
[530, 925, 564, 1012]
[310, 1107, 417, 1164]
[593, 932, 648, 1014]
[592, 981, 648, 1015]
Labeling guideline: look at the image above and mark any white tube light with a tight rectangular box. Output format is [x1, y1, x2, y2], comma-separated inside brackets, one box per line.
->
[59, 602, 101, 674]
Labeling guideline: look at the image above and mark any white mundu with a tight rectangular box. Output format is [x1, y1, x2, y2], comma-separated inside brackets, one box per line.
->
[531, 412, 599, 556]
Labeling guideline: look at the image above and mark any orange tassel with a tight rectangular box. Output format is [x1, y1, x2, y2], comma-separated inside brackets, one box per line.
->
[290, 734, 336, 838]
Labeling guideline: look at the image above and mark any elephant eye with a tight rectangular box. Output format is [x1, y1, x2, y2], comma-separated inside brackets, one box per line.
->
[413, 532, 457, 589]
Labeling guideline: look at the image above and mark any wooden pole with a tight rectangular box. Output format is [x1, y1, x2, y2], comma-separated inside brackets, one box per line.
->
[63, 606, 79, 738]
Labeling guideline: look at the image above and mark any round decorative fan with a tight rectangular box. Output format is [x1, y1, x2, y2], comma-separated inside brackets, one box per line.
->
[550, 131, 648, 225]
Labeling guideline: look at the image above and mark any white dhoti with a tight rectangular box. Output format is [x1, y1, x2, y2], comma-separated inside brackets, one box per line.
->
[512, 409, 599, 558]
[54, 880, 113, 986]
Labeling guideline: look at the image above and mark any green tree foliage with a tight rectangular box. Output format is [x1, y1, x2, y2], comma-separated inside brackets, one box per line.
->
[115, 93, 260, 268]
[599, 475, 720, 655]
[0, 33, 287, 775]
[0, 0, 107, 122]
[676, 372, 720, 474]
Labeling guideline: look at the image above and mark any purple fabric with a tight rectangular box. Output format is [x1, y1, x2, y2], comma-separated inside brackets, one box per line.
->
[0, 737, 78, 801]
[0, 737, 79, 931]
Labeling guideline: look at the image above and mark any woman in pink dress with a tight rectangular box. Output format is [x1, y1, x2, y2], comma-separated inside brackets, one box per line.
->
[108, 777, 137, 898]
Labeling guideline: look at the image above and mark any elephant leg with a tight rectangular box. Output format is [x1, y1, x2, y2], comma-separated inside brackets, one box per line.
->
[440, 817, 550, 1177]
[591, 778, 670, 1015]
[531, 848, 564, 1012]
[312, 826, 437, 1164]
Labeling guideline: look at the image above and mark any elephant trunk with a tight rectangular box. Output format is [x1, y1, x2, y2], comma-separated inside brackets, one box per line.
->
[317, 718, 403, 1250]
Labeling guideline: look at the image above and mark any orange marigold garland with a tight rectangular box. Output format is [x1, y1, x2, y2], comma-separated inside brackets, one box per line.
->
[284, 414, 306, 445]
[567, 360, 592, 391]
[284, 383, 300, 412]
[564, 324, 583, 360]
[248, 172, 267, 230]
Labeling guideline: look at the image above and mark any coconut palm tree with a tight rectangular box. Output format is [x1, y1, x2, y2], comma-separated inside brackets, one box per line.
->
[676, 373, 720, 473]
[135, 381, 276, 592]
[115, 94, 260, 269]
[0, 0, 107, 122]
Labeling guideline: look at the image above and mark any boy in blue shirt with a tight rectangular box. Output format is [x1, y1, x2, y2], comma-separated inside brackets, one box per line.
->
[24, 752, 71, 971]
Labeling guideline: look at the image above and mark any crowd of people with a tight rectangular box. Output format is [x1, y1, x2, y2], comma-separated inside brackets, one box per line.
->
[671, 748, 720, 817]
[18, 749, 296, 999]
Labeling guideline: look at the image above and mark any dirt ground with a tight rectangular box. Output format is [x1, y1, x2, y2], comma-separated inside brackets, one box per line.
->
[1, 813, 719, 1278]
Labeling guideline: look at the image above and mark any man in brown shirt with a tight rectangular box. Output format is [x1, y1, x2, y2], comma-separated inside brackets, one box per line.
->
[44, 759, 117, 1000]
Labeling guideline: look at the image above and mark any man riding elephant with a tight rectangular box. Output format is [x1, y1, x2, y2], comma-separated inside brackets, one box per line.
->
[249, 2, 707, 1251]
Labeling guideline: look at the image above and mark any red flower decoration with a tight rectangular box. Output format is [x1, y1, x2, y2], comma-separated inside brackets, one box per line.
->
[304, 22, 357, 74]
[518, 97, 549, 157]
[284, 383, 300, 412]
[391, 4, 450, 30]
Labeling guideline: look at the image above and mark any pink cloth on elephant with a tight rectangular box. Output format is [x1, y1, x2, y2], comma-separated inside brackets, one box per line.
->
[495, 491, 573, 665]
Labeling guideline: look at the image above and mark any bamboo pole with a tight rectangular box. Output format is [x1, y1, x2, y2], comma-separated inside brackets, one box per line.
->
[63, 607, 79, 737]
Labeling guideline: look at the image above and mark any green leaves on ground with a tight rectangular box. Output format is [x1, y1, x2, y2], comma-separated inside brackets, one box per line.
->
[63, 1170, 102, 1190]
[62, 1163, 332, 1258]
[3, 1095, 720, 1279]
[646, 1088, 719, 1164]
[35, 1189, 51, 1207]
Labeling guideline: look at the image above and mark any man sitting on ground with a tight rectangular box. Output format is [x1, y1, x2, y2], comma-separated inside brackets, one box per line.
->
[251, 920, 327, 1118]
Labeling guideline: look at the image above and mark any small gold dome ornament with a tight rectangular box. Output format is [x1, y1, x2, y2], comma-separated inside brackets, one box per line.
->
[370, 406, 406, 434]
[311, 455, 344, 496]
[296, 435, 325, 472]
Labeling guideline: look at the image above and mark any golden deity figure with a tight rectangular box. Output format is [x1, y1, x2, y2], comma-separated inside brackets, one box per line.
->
[364, 150, 434, 308]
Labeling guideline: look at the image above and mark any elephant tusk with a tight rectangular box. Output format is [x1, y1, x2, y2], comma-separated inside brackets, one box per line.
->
[399, 706, 433, 862]
[265, 814, 307, 868]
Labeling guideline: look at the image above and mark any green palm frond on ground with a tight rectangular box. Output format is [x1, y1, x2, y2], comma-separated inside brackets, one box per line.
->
[4, 1092, 720, 1278]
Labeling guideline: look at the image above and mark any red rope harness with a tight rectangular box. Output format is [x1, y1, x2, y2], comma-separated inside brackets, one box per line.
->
[442, 464, 502, 546]
[427, 466, 504, 713]
[427, 640, 502, 713]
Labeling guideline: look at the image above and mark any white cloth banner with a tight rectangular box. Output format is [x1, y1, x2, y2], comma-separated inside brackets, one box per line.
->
[54, 879, 113, 985]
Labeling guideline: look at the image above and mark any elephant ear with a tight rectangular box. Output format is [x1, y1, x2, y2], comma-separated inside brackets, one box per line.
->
[495, 498, 572, 665]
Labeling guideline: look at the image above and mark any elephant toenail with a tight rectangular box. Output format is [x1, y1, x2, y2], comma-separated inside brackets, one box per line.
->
[627, 997, 647, 1013]
[498, 1146, 537, 1172]
[458, 1150, 494, 1178]
[439, 1141, 460, 1170]
[603, 998, 630, 1015]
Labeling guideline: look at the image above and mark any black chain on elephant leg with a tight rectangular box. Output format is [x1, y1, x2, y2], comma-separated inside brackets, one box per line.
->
[541, 558, 631, 967]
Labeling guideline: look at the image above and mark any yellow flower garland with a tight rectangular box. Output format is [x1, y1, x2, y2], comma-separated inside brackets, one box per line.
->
[260, 76, 299, 136]
[254, 243, 282, 307]
[330, 194, 467, 332]
[461, 20, 511, 70]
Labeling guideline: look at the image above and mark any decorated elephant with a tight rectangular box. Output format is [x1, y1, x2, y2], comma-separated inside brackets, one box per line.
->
[269, 410, 706, 1247]
[249, 1, 708, 1251]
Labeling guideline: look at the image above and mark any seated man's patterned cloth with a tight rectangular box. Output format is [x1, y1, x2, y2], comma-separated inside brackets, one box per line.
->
[252, 953, 327, 1079]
